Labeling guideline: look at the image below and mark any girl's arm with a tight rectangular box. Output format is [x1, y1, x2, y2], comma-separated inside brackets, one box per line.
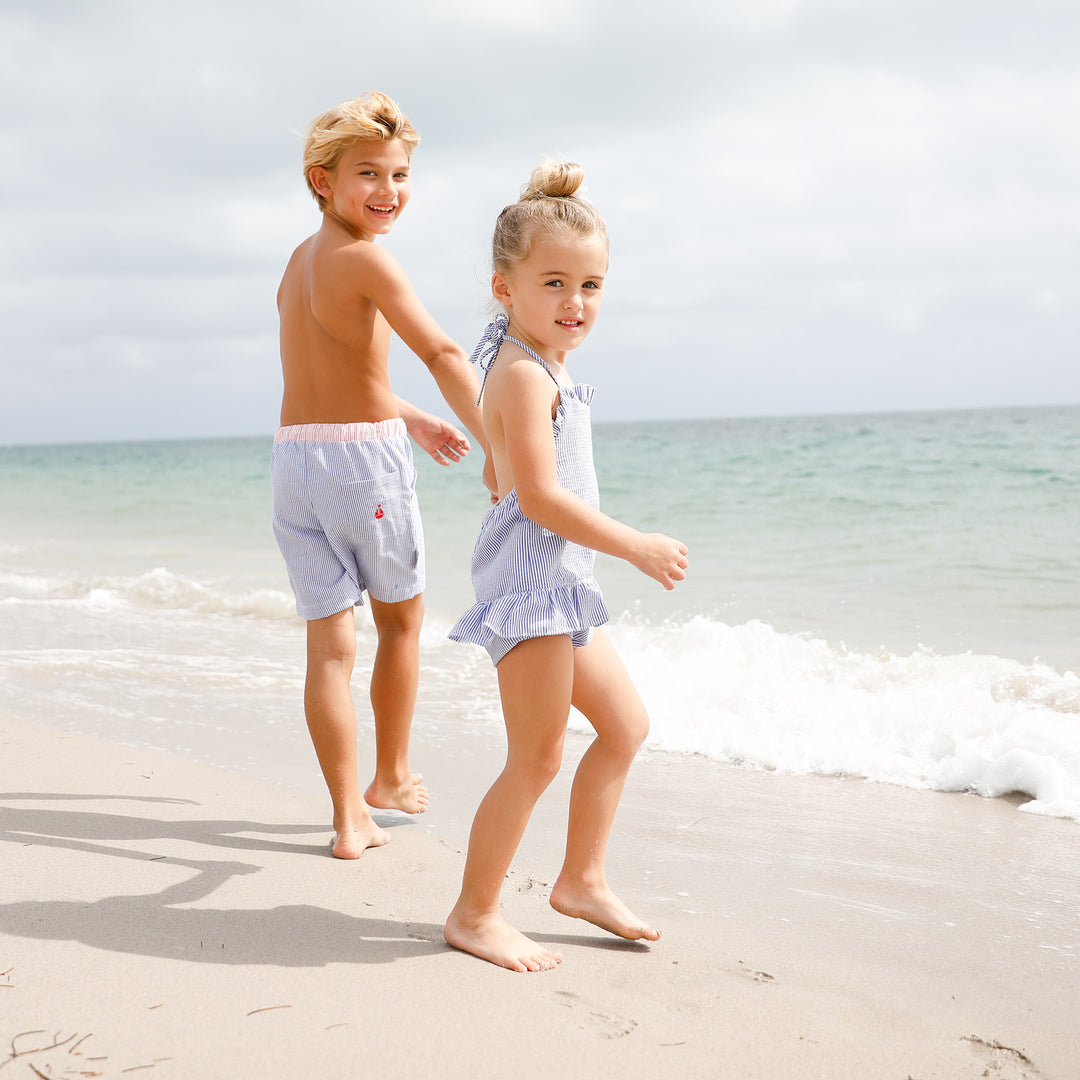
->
[497, 360, 688, 590]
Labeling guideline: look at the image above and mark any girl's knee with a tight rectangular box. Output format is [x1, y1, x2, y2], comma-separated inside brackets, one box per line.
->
[508, 746, 564, 794]
[608, 711, 650, 759]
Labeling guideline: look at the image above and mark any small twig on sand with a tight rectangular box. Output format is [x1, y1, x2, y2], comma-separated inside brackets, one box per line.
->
[247, 1005, 293, 1016]
[7, 1029, 79, 1063]
[962, 1034, 1034, 1066]
[69, 1033, 93, 1056]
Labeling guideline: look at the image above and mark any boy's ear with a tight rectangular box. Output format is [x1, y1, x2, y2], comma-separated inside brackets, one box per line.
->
[308, 166, 332, 199]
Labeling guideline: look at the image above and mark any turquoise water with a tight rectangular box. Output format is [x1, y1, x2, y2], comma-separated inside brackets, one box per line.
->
[2, 405, 1078, 819]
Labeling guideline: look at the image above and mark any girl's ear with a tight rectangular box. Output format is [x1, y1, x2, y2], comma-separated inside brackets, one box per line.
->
[492, 272, 512, 308]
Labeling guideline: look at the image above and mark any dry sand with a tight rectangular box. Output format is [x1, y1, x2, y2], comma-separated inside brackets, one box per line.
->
[2, 709, 1077, 1079]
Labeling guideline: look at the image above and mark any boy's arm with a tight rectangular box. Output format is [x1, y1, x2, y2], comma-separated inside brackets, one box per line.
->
[349, 244, 485, 447]
[394, 396, 470, 467]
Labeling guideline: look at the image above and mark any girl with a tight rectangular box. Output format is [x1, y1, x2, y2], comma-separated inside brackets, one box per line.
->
[445, 163, 689, 972]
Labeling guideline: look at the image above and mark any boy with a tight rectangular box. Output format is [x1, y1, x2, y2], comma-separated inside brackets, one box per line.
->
[273, 92, 488, 859]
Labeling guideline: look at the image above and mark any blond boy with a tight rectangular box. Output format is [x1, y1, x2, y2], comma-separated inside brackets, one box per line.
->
[273, 93, 487, 859]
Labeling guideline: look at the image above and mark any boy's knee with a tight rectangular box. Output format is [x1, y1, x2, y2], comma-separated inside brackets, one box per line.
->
[307, 613, 357, 667]
[371, 594, 425, 638]
[308, 636, 356, 668]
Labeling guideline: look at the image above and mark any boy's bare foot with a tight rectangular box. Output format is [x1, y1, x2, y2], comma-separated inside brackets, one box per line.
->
[549, 879, 660, 942]
[444, 909, 562, 973]
[330, 820, 390, 860]
[365, 772, 429, 814]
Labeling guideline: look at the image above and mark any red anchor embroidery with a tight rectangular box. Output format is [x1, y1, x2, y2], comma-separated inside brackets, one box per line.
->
[374, 504, 384, 520]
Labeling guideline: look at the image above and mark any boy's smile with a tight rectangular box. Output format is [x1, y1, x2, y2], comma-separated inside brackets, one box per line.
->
[311, 138, 412, 240]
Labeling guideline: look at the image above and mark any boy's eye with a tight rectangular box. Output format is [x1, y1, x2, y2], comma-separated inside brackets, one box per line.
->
[584, 281, 600, 289]
[545, 279, 564, 287]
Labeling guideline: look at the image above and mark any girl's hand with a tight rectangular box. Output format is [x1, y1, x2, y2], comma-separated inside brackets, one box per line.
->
[631, 534, 689, 590]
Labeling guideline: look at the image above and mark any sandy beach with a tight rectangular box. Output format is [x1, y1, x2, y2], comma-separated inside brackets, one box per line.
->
[2, 708, 1076, 1080]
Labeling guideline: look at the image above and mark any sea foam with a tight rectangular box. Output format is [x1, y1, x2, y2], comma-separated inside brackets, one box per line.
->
[603, 614, 1080, 821]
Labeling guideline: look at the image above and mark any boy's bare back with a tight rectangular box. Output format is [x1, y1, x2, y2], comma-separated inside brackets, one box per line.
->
[277, 131, 479, 434]
[277, 221, 399, 427]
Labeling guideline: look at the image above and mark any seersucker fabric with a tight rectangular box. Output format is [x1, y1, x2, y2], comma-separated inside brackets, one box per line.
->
[449, 321, 610, 665]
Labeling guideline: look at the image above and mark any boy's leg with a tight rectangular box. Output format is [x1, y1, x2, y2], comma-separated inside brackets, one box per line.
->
[364, 593, 429, 814]
[549, 629, 660, 941]
[444, 635, 571, 972]
[305, 608, 389, 859]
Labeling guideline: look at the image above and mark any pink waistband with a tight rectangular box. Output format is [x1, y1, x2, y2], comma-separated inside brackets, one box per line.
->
[274, 419, 406, 443]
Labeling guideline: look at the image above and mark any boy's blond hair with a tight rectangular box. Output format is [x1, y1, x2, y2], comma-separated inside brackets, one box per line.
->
[303, 92, 420, 209]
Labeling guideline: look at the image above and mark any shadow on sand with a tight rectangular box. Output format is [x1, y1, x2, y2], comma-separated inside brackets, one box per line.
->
[0, 792, 443, 967]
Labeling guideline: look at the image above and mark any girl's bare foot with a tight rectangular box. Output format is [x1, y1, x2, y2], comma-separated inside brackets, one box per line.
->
[549, 878, 660, 941]
[365, 772, 429, 814]
[444, 909, 562, 973]
[330, 819, 390, 859]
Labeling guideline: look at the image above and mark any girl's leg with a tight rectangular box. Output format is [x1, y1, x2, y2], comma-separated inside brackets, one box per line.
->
[549, 630, 660, 941]
[305, 609, 388, 859]
[445, 635, 572, 972]
[364, 593, 428, 814]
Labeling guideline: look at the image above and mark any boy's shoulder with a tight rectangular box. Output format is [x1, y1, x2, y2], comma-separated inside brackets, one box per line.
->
[308, 227, 403, 282]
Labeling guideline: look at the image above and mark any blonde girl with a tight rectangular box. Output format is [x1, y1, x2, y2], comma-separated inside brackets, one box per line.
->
[446, 163, 689, 971]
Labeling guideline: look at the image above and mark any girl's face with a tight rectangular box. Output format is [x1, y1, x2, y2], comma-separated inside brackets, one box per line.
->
[494, 231, 608, 359]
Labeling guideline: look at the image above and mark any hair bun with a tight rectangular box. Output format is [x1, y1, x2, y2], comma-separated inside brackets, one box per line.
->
[522, 162, 586, 201]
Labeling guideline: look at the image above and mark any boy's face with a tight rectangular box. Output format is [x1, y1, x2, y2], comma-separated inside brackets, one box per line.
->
[312, 138, 412, 238]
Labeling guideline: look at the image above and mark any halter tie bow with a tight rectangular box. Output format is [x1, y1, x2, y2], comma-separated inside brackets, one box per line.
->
[468, 313, 509, 404]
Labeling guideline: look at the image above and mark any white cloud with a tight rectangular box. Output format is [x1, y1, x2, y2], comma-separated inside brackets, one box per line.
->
[1, 0, 1078, 444]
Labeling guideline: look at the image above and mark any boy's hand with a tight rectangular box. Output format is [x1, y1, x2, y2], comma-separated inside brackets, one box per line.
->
[404, 410, 470, 466]
[631, 534, 689, 591]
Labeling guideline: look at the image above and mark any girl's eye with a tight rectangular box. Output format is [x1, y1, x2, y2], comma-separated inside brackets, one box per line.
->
[545, 279, 564, 288]
[584, 281, 600, 289]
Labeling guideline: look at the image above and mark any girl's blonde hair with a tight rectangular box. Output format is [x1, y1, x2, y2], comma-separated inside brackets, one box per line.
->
[303, 92, 419, 209]
[492, 162, 608, 272]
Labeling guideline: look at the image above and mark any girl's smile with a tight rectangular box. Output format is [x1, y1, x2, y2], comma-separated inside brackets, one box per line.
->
[493, 233, 608, 363]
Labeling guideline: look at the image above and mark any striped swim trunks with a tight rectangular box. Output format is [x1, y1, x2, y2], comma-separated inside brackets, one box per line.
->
[272, 420, 425, 620]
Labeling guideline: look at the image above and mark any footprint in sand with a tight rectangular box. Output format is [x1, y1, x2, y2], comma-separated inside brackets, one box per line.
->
[552, 990, 637, 1039]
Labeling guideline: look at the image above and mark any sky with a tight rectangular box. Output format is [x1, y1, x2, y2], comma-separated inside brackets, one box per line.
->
[1, 0, 1078, 445]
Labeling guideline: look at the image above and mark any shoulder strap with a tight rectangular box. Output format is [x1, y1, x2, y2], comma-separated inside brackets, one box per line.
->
[468, 315, 561, 403]
[504, 333, 560, 386]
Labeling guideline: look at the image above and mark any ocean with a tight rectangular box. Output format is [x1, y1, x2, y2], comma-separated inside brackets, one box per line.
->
[1, 404, 1078, 821]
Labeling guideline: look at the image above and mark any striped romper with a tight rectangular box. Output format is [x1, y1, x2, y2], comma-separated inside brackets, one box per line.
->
[449, 321, 609, 666]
